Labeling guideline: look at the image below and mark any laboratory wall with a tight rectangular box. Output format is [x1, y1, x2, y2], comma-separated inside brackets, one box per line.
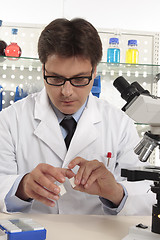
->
[1, 0, 160, 32]
[0, 0, 160, 165]
[1, 0, 160, 60]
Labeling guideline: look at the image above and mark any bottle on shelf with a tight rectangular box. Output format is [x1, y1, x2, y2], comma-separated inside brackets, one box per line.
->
[0, 40, 7, 56]
[0, 20, 7, 61]
[107, 37, 120, 63]
[14, 86, 27, 102]
[5, 28, 22, 58]
[126, 39, 139, 64]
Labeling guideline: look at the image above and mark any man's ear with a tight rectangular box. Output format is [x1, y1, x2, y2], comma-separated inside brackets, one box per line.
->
[93, 66, 97, 79]
[42, 64, 44, 76]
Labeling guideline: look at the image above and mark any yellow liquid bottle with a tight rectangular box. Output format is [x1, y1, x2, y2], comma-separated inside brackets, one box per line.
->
[126, 40, 139, 64]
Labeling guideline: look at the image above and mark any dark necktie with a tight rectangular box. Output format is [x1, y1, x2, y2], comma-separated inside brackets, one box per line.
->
[60, 117, 77, 149]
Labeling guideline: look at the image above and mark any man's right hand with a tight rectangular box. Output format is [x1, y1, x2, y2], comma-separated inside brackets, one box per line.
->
[16, 163, 75, 207]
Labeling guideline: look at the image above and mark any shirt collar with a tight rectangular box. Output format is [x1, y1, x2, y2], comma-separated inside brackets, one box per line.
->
[49, 98, 88, 123]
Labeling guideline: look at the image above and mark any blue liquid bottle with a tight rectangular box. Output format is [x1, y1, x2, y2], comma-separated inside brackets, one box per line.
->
[107, 38, 120, 63]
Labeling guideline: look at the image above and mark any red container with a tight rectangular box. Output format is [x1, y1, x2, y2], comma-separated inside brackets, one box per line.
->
[5, 28, 22, 58]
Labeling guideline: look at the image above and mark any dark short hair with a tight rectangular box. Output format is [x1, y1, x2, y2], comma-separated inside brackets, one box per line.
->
[38, 18, 102, 67]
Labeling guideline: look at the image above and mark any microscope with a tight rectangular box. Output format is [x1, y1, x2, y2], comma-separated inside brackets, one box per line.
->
[113, 76, 160, 239]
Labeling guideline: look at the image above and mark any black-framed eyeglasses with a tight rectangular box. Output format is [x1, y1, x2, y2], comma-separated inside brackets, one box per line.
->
[43, 64, 93, 87]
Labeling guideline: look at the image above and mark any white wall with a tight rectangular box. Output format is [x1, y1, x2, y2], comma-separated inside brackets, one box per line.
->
[1, 0, 160, 32]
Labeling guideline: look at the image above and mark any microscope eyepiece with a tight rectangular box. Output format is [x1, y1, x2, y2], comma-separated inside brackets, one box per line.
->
[113, 76, 150, 103]
[113, 76, 140, 102]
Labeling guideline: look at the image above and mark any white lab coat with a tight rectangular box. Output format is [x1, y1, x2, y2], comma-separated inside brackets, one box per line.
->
[0, 88, 156, 215]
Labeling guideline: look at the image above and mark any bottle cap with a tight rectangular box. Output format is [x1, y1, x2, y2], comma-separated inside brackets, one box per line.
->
[0, 20, 2, 27]
[128, 40, 137, 46]
[12, 28, 18, 35]
[109, 38, 119, 44]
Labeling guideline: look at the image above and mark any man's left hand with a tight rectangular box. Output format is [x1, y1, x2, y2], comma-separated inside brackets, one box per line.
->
[68, 157, 124, 206]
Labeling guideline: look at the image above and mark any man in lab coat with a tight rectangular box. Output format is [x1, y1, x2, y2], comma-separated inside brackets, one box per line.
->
[0, 18, 155, 214]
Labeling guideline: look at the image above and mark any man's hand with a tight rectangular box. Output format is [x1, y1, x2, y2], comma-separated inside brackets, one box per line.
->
[68, 157, 124, 206]
[16, 163, 75, 207]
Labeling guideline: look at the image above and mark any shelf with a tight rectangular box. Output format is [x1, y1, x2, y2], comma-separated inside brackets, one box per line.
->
[0, 56, 41, 70]
[0, 56, 43, 95]
[1, 56, 160, 74]
[97, 62, 160, 100]
[98, 62, 160, 77]
[0, 56, 159, 99]
[0, 56, 160, 77]
[0, 56, 156, 131]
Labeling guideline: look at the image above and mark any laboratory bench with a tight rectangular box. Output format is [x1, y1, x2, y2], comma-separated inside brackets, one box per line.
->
[0, 213, 152, 240]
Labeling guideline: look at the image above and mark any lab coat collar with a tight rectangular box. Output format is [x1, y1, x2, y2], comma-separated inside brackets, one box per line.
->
[33, 88, 102, 163]
[34, 88, 66, 160]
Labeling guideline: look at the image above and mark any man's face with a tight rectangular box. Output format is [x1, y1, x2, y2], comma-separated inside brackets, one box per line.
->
[43, 55, 96, 115]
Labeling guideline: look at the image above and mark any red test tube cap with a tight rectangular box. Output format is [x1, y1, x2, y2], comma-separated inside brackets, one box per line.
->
[107, 152, 112, 158]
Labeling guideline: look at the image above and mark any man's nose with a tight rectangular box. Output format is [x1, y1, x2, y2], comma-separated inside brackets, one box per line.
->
[61, 81, 74, 97]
